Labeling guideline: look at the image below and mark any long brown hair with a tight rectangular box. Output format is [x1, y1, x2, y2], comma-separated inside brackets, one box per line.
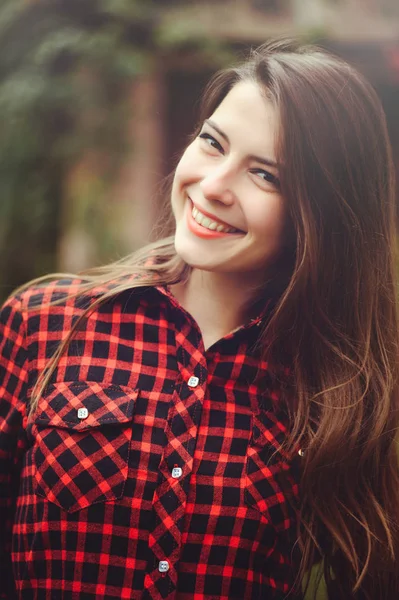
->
[24, 39, 399, 598]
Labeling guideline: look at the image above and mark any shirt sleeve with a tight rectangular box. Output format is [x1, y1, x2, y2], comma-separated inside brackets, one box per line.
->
[0, 294, 30, 599]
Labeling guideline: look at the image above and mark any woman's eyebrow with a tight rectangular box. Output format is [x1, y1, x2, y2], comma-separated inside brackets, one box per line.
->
[204, 118, 279, 170]
[205, 119, 230, 143]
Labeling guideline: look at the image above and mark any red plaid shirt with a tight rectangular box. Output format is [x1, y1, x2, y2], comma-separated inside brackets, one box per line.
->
[0, 278, 301, 599]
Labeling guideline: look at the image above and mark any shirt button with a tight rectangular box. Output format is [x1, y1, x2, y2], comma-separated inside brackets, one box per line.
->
[77, 407, 89, 420]
[187, 375, 199, 388]
[158, 560, 170, 573]
[171, 466, 183, 479]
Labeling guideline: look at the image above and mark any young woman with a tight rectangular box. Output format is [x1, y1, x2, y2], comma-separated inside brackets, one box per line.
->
[0, 38, 398, 600]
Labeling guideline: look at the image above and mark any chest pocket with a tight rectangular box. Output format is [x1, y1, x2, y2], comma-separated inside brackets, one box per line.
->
[244, 407, 301, 531]
[32, 381, 138, 513]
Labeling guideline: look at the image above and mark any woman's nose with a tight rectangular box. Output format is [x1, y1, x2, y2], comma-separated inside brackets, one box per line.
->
[199, 164, 237, 205]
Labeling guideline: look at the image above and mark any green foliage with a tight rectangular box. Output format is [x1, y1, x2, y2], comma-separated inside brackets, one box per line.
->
[0, 0, 229, 298]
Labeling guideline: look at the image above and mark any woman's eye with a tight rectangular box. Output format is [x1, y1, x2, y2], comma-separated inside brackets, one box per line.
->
[198, 133, 224, 154]
[251, 168, 280, 188]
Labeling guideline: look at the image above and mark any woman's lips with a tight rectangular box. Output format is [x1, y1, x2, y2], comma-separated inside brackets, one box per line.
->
[192, 202, 239, 231]
[186, 200, 244, 239]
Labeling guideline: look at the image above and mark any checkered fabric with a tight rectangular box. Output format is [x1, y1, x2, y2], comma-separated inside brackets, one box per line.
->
[0, 279, 301, 599]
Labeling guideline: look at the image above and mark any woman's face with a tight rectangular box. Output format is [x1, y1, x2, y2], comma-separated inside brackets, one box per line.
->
[171, 80, 288, 282]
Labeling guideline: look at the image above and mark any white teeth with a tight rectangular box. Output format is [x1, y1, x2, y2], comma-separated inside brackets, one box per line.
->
[191, 206, 238, 233]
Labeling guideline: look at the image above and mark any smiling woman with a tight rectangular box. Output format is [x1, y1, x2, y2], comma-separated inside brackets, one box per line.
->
[0, 38, 398, 600]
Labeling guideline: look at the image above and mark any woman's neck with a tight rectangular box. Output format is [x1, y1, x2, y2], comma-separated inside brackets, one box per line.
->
[170, 269, 262, 350]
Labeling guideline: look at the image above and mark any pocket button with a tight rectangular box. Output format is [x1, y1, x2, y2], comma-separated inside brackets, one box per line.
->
[77, 407, 89, 420]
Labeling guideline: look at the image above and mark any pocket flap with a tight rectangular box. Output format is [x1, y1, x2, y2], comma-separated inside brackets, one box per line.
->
[34, 381, 137, 431]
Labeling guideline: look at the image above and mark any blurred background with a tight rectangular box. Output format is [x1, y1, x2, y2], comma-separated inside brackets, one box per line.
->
[0, 0, 398, 299]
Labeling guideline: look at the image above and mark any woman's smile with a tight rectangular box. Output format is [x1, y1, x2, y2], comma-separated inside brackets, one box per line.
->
[186, 198, 245, 239]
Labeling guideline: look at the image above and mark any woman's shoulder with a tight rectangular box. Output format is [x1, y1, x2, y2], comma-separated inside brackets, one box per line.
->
[2, 274, 160, 327]
[0, 278, 95, 374]
[1, 276, 125, 329]
[4, 277, 92, 314]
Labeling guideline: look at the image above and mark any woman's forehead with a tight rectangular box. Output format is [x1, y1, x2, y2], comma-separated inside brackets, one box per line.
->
[208, 81, 279, 160]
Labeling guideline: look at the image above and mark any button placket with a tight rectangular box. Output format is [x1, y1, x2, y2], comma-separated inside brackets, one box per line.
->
[146, 327, 207, 595]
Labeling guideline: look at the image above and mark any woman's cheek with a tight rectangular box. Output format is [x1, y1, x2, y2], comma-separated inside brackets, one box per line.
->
[173, 153, 194, 189]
